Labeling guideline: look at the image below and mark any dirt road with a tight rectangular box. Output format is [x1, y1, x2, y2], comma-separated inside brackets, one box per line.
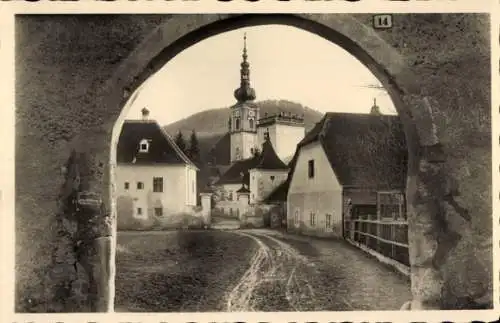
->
[225, 229, 411, 312]
[115, 229, 411, 312]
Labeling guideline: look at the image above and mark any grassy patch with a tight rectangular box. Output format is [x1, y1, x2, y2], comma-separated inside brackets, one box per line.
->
[114, 231, 258, 312]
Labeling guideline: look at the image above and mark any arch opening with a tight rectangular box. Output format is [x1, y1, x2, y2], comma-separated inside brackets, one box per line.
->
[109, 14, 421, 312]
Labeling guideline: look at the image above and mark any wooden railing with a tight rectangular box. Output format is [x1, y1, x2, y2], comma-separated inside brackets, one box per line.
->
[344, 215, 409, 267]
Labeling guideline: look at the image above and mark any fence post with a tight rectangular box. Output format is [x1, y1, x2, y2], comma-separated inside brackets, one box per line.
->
[390, 193, 398, 260]
[376, 192, 381, 253]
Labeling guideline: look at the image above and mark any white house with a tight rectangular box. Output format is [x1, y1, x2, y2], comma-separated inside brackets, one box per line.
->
[115, 108, 198, 229]
[287, 112, 407, 238]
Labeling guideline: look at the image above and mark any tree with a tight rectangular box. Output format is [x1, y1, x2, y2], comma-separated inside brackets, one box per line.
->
[188, 129, 200, 164]
[174, 130, 187, 154]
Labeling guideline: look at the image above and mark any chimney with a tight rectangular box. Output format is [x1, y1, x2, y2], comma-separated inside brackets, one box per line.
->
[141, 107, 150, 120]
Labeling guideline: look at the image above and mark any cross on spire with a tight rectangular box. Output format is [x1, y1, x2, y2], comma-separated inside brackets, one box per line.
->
[243, 32, 247, 61]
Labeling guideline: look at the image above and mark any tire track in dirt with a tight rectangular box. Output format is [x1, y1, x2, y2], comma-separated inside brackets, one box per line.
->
[224, 231, 272, 311]
[225, 230, 317, 312]
[249, 230, 317, 311]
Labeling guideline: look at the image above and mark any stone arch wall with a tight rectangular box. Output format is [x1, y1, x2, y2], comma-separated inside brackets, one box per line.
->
[15, 13, 492, 312]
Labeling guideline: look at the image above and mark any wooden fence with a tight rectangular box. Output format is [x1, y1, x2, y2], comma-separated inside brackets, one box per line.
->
[344, 191, 410, 268]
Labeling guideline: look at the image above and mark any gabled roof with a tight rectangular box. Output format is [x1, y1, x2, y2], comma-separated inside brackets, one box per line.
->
[215, 138, 288, 186]
[236, 184, 251, 194]
[289, 112, 407, 190]
[117, 120, 198, 169]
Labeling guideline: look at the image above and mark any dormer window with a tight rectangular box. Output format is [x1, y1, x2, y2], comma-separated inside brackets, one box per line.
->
[139, 139, 149, 153]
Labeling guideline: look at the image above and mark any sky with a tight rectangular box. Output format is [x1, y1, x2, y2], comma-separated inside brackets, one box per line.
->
[125, 25, 396, 126]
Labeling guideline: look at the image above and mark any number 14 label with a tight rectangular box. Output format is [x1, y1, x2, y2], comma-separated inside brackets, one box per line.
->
[373, 14, 393, 29]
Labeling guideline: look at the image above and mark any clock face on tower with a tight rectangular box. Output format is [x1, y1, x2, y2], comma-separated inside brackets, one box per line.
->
[248, 110, 255, 118]
[234, 110, 240, 117]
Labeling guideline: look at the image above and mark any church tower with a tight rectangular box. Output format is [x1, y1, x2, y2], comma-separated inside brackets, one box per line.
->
[370, 98, 382, 115]
[229, 33, 260, 163]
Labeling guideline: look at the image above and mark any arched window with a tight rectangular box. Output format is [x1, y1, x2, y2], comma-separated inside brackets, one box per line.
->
[139, 139, 149, 153]
[235, 118, 240, 130]
[249, 118, 254, 129]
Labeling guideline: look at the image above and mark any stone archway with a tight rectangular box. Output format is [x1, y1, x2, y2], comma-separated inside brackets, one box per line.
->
[106, 13, 445, 311]
[21, 13, 490, 312]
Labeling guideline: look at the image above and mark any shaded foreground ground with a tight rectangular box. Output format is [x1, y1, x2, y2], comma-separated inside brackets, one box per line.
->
[115, 230, 258, 312]
[115, 229, 411, 312]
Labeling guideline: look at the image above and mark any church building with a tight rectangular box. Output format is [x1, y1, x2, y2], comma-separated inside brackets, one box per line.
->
[208, 34, 306, 215]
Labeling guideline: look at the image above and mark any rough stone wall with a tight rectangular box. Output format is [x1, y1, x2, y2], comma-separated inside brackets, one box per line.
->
[375, 14, 492, 309]
[15, 13, 493, 312]
[15, 15, 174, 312]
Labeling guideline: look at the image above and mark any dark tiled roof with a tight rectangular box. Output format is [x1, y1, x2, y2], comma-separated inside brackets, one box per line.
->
[215, 138, 288, 186]
[254, 139, 288, 170]
[236, 184, 251, 193]
[200, 185, 214, 194]
[215, 155, 260, 185]
[117, 120, 197, 168]
[208, 133, 231, 166]
[291, 112, 407, 190]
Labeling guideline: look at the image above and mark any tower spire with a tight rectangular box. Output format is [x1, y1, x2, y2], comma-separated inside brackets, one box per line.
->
[370, 97, 381, 115]
[234, 32, 256, 103]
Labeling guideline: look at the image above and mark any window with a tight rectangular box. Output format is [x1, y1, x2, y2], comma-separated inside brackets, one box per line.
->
[228, 191, 233, 201]
[310, 212, 316, 226]
[235, 118, 240, 130]
[294, 210, 299, 225]
[326, 214, 332, 229]
[137, 182, 144, 190]
[249, 118, 254, 129]
[137, 207, 142, 215]
[153, 177, 163, 192]
[308, 160, 315, 178]
[124, 182, 129, 190]
[139, 139, 149, 153]
[378, 192, 404, 220]
[270, 175, 275, 181]
[154, 207, 163, 217]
